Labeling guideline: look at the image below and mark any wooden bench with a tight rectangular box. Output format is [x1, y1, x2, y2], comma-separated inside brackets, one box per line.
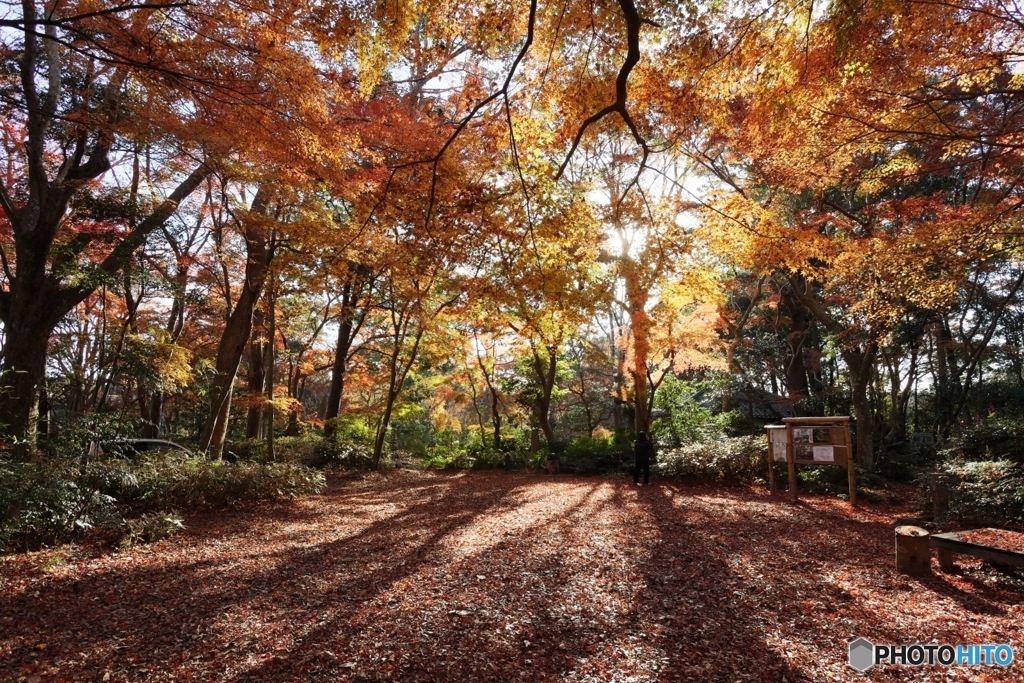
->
[930, 528, 1024, 572]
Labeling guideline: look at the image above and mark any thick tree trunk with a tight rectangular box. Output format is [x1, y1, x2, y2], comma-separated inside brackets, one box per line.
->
[324, 277, 365, 435]
[780, 287, 811, 411]
[197, 188, 273, 458]
[531, 345, 558, 449]
[198, 284, 264, 458]
[622, 259, 651, 433]
[245, 306, 268, 439]
[0, 320, 53, 448]
[0, 239, 69, 445]
[844, 345, 879, 471]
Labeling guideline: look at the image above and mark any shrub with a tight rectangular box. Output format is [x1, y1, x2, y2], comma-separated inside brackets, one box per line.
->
[0, 451, 325, 554]
[942, 418, 1024, 466]
[654, 435, 767, 483]
[651, 374, 738, 448]
[939, 459, 1024, 526]
[226, 432, 376, 470]
[310, 434, 377, 469]
[119, 511, 185, 550]
[42, 410, 156, 462]
[875, 442, 935, 483]
[558, 437, 632, 474]
[0, 457, 120, 552]
[128, 453, 326, 509]
[421, 444, 476, 469]
[797, 463, 855, 495]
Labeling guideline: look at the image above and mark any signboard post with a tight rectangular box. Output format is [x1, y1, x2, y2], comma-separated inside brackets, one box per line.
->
[768, 417, 854, 505]
[764, 425, 788, 495]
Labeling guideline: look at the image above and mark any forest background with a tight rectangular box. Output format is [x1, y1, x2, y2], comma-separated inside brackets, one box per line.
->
[2, 0, 1024, 547]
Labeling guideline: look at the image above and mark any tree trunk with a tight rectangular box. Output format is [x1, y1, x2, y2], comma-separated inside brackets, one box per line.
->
[780, 286, 811, 411]
[475, 338, 502, 451]
[197, 187, 274, 458]
[265, 273, 276, 462]
[36, 376, 50, 448]
[844, 345, 879, 471]
[491, 388, 502, 450]
[0, 319, 53, 449]
[245, 306, 268, 439]
[531, 345, 558, 449]
[372, 323, 424, 469]
[324, 277, 365, 435]
[622, 259, 651, 433]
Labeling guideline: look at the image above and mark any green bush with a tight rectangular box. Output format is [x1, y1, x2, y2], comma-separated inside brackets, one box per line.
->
[421, 444, 476, 469]
[0, 452, 325, 553]
[127, 453, 326, 509]
[875, 443, 934, 483]
[940, 459, 1024, 526]
[44, 411, 142, 460]
[942, 418, 1024, 465]
[797, 463, 854, 494]
[651, 374, 738, 448]
[1, 458, 120, 552]
[559, 437, 631, 474]
[654, 435, 767, 483]
[324, 415, 376, 443]
[310, 434, 377, 469]
[226, 432, 376, 470]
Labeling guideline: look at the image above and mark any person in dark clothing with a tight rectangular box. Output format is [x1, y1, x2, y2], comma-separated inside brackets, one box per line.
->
[634, 431, 654, 485]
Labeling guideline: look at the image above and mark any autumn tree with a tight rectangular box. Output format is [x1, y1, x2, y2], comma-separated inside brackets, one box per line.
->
[0, 0, 409, 446]
[670, 0, 1024, 468]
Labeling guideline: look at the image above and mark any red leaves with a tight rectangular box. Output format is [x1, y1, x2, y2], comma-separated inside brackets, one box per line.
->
[1, 472, 1021, 682]
[956, 529, 1024, 554]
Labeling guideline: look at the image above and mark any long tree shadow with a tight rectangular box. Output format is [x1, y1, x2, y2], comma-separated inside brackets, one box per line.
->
[636, 482, 1023, 681]
[221, 474, 614, 681]
[0, 471, 533, 681]
[229, 477, 797, 682]
[4, 474, 1018, 682]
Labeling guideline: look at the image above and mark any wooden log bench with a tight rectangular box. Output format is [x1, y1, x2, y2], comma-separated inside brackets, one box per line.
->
[929, 528, 1024, 572]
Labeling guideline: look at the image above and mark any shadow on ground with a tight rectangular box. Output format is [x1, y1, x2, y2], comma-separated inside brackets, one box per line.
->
[2, 472, 1021, 682]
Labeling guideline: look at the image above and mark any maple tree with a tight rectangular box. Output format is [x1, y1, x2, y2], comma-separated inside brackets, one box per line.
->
[0, 0, 1019, 478]
[671, 0, 1024, 468]
[0, 0, 399, 444]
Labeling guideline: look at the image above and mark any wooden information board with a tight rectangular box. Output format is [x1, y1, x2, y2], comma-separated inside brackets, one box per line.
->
[764, 417, 855, 504]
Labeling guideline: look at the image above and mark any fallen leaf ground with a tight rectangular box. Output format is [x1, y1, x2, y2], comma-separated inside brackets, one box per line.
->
[2, 471, 1022, 682]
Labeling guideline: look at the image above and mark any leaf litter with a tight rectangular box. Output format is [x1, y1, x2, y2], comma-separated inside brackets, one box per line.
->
[1, 470, 1022, 682]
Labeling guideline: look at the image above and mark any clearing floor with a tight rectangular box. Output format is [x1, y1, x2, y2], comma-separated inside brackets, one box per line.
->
[2, 470, 1022, 682]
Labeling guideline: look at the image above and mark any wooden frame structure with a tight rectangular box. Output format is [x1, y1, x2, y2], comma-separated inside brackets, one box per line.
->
[765, 417, 855, 504]
[930, 530, 1024, 571]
